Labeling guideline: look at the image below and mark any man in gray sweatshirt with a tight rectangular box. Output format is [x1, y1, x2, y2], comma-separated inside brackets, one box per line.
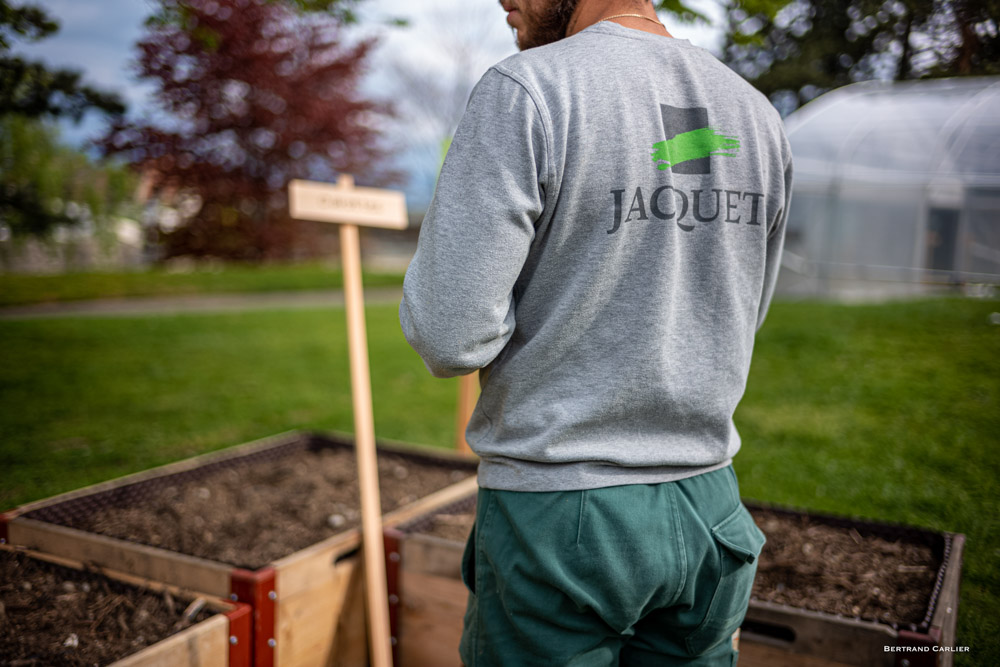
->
[400, 1, 792, 664]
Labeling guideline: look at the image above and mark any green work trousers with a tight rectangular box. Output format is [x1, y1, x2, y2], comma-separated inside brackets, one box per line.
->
[458, 465, 765, 666]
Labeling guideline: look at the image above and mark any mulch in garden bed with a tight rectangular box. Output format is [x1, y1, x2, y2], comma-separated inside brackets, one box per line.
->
[0, 549, 214, 667]
[38, 447, 472, 570]
[751, 508, 938, 626]
[414, 501, 939, 627]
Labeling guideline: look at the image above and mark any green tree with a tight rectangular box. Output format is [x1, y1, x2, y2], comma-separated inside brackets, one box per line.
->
[0, 0, 125, 119]
[0, 0, 133, 242]
[654, 0, 789, 28]
[0, 115, 137, 240]
[721, 0, 1000, 114]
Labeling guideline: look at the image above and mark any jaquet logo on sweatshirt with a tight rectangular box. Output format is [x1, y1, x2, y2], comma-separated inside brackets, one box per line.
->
[605, 105, 761, 235]
[606, 187, 764, 235]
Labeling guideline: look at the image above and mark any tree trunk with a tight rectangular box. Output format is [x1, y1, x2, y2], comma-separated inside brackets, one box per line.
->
[897, 14, 913, 80]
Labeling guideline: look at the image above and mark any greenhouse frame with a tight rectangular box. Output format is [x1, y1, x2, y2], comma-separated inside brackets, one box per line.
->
[778, 76, 1000, 299]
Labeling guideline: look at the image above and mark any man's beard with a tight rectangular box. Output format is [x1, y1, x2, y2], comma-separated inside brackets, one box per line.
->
[516, 0, 581, 50]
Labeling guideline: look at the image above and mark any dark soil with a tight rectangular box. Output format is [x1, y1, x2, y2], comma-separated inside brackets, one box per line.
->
[0, 549, 214, 667]
[751, 509, 937, 625]
[69, 449, 472, 570]
[416, 502, 938, 626]
[419, 507, 476, 543]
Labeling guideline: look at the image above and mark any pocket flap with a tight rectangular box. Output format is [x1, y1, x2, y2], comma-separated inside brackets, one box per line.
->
[711, 504, 765, 564]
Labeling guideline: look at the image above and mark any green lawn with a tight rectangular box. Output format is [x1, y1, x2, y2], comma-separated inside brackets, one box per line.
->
[1, 298, 997, 664]
[0, 262, 404, 306]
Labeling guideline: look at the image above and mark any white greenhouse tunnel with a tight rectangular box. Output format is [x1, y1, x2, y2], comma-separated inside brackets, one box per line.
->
[778, 76, 1000, 300]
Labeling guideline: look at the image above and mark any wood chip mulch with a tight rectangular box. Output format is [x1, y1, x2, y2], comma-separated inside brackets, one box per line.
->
[0, 549, 214, 667]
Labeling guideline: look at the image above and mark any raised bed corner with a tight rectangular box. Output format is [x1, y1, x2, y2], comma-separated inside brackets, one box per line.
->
[3, 430, 479, 667]
[384, 493, 476, 667]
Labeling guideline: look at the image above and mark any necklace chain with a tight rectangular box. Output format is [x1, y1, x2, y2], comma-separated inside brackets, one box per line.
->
[597, 13, 664, 28]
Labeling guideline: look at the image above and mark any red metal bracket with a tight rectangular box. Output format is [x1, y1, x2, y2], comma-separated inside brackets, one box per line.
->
[895, 629, 940, 667]
[224, 602, 253, 667]
[231, 567, 277, 667]
[384, 527, 404, 667]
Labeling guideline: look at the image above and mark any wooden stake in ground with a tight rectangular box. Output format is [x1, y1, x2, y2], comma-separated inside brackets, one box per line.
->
[289, 174, 407, 667]
[455, 374, 478, 455]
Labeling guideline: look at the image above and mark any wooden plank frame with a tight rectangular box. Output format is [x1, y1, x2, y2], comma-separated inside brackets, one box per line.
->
[389, 530, 469, 667]
[3, 430, 478, 667]
[1, 543, 252, 667]
[385, 493, 967, 667]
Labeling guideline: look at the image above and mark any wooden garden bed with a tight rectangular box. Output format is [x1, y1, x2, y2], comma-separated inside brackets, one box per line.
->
[385, 493, 965, 667]
[0, 544, 251, 667]
[1, 431, 478, 667]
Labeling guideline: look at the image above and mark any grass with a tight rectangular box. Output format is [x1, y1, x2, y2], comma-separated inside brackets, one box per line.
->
[0, 261, 404, 307]
[1, 298, 998, 664]
[0, 306, 455, 507]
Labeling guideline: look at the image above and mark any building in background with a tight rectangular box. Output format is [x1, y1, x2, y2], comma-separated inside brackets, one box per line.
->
[778, 77, 1000, 300]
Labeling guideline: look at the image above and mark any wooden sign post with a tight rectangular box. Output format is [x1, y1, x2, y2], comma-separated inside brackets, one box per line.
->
[455, 375, 478, 455]
[289, 175, 407, 667]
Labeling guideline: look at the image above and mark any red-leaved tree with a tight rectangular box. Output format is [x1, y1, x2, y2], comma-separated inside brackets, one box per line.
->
[101, 0, 395, 261]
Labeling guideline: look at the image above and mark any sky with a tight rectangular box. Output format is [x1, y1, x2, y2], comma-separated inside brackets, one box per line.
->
[14, 0, 724, 208]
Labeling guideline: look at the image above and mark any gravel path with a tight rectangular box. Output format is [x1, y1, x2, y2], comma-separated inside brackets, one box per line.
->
[0, 287, 403, 320]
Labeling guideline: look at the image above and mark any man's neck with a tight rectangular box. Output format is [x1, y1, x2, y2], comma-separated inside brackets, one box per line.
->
[566, 0, 672, 38]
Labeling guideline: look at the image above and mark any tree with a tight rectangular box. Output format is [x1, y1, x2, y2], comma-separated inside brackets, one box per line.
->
[101, 0, 395, 261]
[653, 0, 792, 30]
[0, 0, 125, 119]
[0, 115, 137, 243]
[721, 0, 1000, 114]
[0, 0, 130, 241]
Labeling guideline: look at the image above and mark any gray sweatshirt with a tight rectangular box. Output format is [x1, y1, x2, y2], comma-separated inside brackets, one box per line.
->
[400, 22, 792, 492]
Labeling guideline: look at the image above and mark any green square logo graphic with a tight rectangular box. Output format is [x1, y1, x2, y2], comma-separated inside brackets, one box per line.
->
[652, 105, 740, 173]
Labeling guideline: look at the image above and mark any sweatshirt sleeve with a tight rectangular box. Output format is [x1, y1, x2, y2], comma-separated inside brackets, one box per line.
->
[400, 68, 549, 378]
[756, 153, 793, 331]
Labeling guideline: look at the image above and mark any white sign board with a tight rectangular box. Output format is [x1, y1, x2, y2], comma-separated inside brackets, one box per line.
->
[288, 178, 407, 230]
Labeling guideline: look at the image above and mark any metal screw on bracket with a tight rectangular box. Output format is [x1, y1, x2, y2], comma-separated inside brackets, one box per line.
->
[268, 591, 277, 601]
[229, 636, 238, 645]
[268, 639, 277, 648]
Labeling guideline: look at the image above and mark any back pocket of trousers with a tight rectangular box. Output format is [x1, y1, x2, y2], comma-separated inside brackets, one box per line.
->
[684, 503, 765, 656]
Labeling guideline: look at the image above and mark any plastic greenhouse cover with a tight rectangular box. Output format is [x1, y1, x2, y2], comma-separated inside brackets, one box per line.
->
[785, 77, 1000, 187]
